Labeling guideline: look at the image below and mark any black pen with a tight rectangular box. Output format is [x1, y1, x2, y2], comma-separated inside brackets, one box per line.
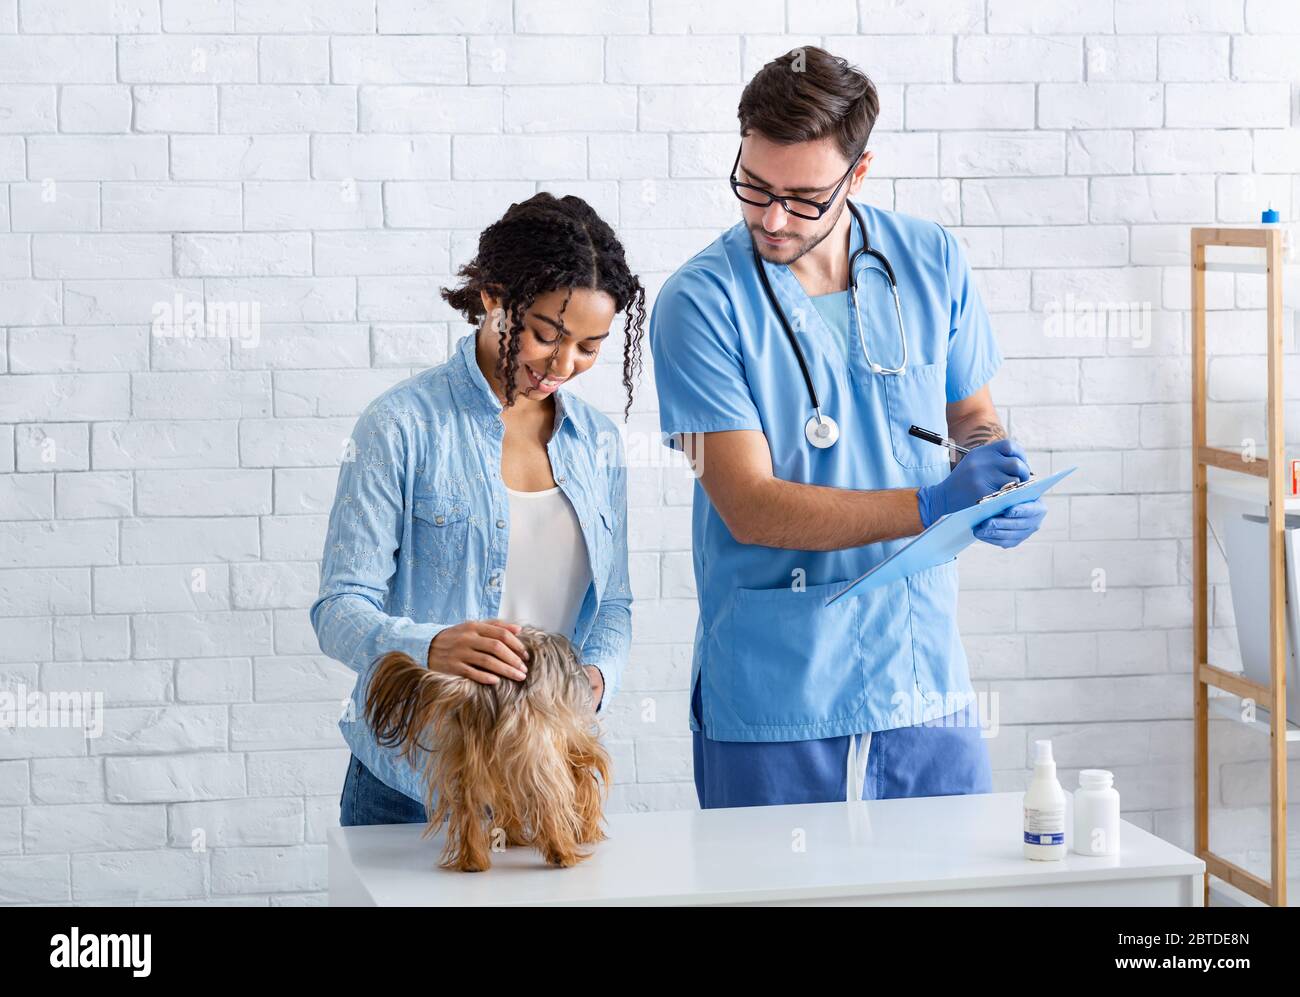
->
[908, 424, 970, 456]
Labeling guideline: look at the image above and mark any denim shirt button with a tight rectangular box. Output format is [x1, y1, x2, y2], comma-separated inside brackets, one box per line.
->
[555, 474, 565, 483]
[434, 514, 446, 525]
[495, 519, 505, 529]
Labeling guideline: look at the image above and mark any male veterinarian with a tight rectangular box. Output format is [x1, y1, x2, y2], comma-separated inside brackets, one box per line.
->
[649, 47, 1047, 808]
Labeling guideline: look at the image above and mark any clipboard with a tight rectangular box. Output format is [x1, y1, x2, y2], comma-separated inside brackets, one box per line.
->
[825, 466, 1076, 605]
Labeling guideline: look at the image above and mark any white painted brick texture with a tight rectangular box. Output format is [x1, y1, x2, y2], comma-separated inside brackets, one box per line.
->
[1, 0, 1298, 904]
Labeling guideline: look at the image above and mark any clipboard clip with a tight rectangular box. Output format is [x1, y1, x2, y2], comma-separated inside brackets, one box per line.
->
[978, 475, 1038, 504]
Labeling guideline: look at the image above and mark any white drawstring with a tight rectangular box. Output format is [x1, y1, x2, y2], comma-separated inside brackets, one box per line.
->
[846, 731, 872, 802]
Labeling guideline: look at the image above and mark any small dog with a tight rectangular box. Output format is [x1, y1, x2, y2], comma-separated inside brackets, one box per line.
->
[364, 625, 611, 872]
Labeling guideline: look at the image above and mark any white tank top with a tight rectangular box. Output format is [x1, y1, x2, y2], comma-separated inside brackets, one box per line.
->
[498, 484, 593, 637]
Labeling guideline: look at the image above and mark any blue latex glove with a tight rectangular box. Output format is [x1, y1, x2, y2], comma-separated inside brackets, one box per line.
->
[915, 438, 1032, 529]
[972, 497, 1048, 548]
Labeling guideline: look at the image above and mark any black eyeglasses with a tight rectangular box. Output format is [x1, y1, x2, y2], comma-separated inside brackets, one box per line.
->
[729, 144, 863, 220]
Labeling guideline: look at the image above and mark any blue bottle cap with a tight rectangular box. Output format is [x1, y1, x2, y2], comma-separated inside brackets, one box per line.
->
[1262, 206, 1280, 224]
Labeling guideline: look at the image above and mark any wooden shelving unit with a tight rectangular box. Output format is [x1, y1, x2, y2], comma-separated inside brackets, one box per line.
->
[1191, 225, 1288, 907]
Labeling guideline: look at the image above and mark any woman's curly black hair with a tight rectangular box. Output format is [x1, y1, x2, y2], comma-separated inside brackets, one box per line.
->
[440, 192, 647, 421]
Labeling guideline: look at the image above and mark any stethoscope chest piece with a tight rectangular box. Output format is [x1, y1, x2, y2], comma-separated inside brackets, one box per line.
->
[804, 413, 840, 449]
[753, 200, 909, 451]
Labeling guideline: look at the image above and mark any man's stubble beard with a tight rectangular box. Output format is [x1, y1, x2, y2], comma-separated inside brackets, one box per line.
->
[749, 195, 849, 267]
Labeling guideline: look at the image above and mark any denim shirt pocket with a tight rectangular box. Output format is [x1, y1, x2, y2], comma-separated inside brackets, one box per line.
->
[411, 491, 471, 580]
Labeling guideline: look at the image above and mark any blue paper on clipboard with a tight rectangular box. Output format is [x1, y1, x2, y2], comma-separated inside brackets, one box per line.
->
[825, 466, 1076, 606]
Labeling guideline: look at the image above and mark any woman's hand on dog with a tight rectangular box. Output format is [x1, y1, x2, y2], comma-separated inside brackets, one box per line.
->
[427, 619, 531, 684]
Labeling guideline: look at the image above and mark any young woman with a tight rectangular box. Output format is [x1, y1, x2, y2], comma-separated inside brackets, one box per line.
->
[311, 192, 645, 827]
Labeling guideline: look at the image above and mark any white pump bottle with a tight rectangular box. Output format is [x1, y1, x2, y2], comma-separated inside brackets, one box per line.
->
[1023, 739, 1067, 860]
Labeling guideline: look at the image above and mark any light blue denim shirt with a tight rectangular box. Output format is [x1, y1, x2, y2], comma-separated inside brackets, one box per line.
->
[310, 330, 632, 804]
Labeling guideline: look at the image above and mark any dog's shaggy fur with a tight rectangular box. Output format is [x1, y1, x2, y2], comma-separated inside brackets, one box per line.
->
[364, 626, 611, 871]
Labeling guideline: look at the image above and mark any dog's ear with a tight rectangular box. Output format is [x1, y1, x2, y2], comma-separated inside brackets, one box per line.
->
[362, 650, 502, 870]
[364, 651, 435, 754]
[567, 718, 612, 847]
[559, 639, 612, 850]
[363, 652, 478, 750]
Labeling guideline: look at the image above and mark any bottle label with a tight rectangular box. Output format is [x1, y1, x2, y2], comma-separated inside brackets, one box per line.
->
[1024, 806, 1064, 846]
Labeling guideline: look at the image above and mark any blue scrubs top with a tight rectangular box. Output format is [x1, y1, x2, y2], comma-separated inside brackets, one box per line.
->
[649, 200, 1002, 743]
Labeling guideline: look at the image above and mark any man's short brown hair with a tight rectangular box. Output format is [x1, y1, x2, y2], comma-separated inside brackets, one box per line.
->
[737, 46, 880, 163]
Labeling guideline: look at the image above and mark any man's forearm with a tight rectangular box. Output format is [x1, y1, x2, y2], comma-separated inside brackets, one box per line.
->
[723, 409, 1010, 550]
[728, 477, 924, 551]
[950, 413, 1006, 450]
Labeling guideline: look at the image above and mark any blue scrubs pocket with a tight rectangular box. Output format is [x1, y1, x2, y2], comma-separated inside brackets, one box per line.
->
[882, 361, 950, 470]
[904, 558, 972, 715]
[702, 578, 867, 735]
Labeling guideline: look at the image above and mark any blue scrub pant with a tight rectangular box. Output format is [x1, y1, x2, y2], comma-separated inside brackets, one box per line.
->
[691, 679, 993, 809]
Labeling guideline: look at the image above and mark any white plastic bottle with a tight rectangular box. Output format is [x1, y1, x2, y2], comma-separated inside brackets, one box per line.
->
[1073, 769, 1120, 857]
[1023, 739, 1066, 860]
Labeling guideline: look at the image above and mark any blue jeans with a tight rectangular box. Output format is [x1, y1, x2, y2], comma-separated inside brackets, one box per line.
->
[339, 753, 428, 827]
[691, 678, 993, 809]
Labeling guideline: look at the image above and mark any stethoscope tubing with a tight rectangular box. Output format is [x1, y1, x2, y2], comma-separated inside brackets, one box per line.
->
[750, 200, 908, 446]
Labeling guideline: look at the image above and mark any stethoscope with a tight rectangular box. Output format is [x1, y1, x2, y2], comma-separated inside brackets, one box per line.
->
[751, 199, 908, 449]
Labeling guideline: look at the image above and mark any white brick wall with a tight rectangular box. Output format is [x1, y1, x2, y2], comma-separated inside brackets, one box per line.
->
[1, 0, 1299, 905]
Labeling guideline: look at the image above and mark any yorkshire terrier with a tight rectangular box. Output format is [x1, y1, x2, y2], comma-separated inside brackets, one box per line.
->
[364, 625, 611, 872]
